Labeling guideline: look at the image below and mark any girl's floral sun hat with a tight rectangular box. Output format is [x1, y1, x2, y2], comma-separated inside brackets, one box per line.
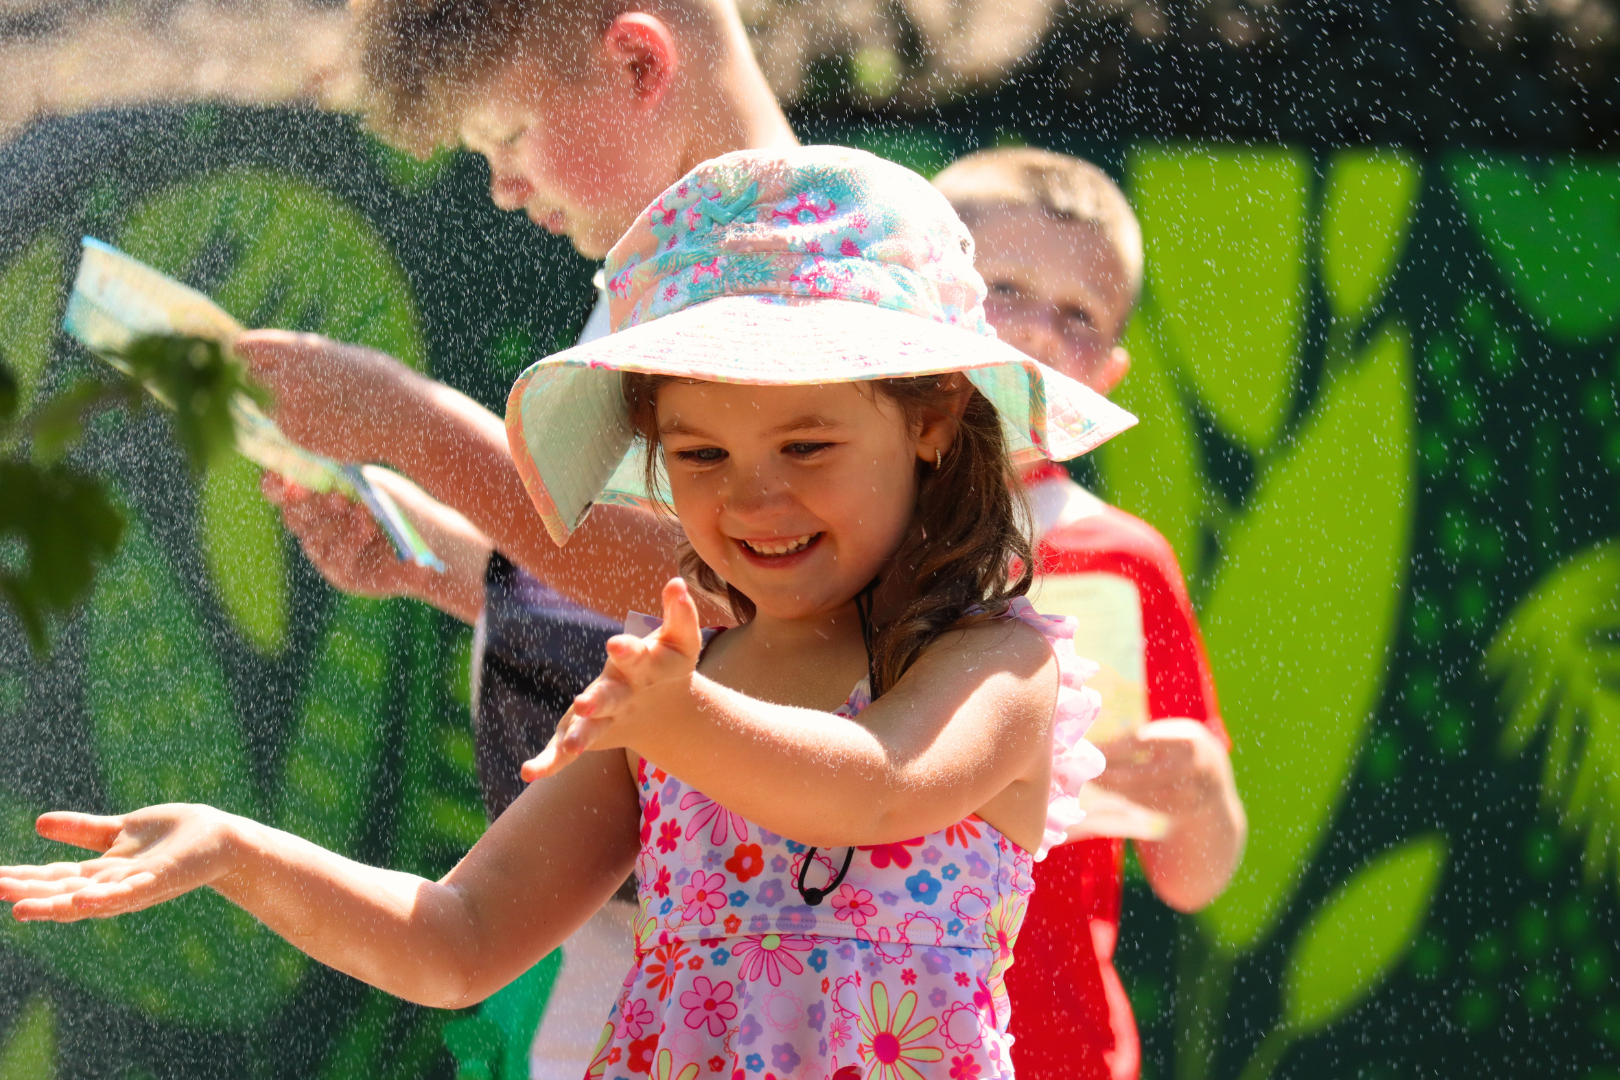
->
[506, 145, 1137, 545]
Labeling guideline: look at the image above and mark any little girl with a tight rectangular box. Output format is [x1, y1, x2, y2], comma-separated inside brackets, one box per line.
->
[1, 147, 1134, 1079]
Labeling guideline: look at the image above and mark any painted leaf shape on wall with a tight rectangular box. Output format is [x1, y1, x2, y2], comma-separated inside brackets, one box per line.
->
[1, 518, 401, 1028]
[1282, 833, 1447, 1033]
[275, 593, 392, 855]
[0, 237, 63, 417]
[1446, 155, 1620, 343]
[1320, 149, 1421, 326]
[199, 454, 287, 654]
[1096, 300, 1203, 575]
[115, 171, 428, 651]
[1486, 540, 1620, 883]
[0, 515, 310, 1027]
[1199, 322, 1415, 957]
[86, 515, 256, 819]
[1127, 145, 1309, 451]
[0, 995, 55, 1080]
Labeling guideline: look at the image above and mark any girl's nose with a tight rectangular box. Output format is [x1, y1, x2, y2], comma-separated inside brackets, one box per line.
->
[725, 468, 794, 517]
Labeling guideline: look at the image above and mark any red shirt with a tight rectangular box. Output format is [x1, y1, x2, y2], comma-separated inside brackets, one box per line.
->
[1006, 465, 1228, 1080]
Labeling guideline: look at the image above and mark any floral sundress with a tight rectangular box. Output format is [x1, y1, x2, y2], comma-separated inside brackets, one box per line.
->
[590, 597, 1102, 1080]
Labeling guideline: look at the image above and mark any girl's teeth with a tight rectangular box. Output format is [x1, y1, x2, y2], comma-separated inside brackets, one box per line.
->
[746, 534, 815, 555]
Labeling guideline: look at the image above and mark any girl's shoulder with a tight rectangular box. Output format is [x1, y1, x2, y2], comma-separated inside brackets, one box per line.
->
[919, 595, 1091, 674]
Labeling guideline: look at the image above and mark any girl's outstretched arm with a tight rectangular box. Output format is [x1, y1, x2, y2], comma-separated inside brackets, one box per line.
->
[528, 581, 1061, 851]
[0, 750, 639, 1009]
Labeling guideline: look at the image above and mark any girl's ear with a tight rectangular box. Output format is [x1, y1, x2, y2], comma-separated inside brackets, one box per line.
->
[914, 373, 973, 466]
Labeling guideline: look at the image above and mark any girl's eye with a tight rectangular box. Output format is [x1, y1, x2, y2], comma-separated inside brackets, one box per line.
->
[988, 280, 1023, 298]
[785, 441, 832, 457]
[675, 447, 726, 463]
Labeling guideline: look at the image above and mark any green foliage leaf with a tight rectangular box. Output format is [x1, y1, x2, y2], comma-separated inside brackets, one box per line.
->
[0, 461, 125, 653]
[1095, 300, 1203, 572]
[1282, 834, 1448, 1033]
[117, 335, 265, 473]
[0, 995, 55, 1080]
[198, 454, 287, 654]
[1487, 540, 1620, 884]
[1320, 149, 1421, 325]
[1200, 323, 1415, 956]
[1446, 154, 1620, 343]
[1127, 145, 1309, 451]
[0, 237, 64, 419]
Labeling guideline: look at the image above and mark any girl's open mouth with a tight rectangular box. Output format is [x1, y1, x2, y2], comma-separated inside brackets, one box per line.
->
[736, 533, 823, 559]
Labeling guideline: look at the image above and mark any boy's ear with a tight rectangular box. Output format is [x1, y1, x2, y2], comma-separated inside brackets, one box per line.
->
[602, 13, 680, 105]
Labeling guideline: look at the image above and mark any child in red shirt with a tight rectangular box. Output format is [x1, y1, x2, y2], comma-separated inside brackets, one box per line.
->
[934, 149, 1248, 1080]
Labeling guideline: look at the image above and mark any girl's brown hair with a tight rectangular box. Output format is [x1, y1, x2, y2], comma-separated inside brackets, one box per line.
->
[622, 372, 1033, 697]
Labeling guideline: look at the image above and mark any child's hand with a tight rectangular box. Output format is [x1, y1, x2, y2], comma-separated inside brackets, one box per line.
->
[263, 474, 413, 599]
[234, 329, 413, 464]
[0, 806, 241, 922]
[521, 578, 703, 781]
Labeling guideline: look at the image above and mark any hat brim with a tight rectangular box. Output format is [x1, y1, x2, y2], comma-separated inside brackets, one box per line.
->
[506, 295, 1137, 545]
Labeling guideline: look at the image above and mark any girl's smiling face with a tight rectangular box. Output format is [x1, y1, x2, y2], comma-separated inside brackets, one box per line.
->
[656, 381, 929, 621]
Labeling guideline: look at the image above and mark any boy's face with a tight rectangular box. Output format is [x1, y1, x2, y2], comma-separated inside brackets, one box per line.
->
[461, 49, 686, 261]
[966, 204, 1134, 394]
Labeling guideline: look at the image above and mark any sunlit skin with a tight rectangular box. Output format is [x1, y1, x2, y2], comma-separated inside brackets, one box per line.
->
[0, 379, 1059, 1017]
[460, 11, 797, 259]
[960, 199, 1246, 912]
[967, 204, 1135, 394]
[229, 2, 794, 623]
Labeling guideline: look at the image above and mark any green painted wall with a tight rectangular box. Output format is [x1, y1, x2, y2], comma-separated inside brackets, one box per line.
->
[0, 107, 1617, 1080]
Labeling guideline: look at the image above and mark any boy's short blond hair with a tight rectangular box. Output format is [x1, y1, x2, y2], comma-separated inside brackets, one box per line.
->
[933, 147, 1144, 305]
[351, 0, 616, 156]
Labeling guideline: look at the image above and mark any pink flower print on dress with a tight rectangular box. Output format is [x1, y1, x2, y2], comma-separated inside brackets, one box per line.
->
[949, 887, 991, 924]
[860, 925, 912, 966]
[658, 819, 682, 853]
[681, 791, 749, 847]
[731, 933, 814, 986]
[682, 871, 729, 926]
[587, 1023, 618, 1080]
[941, 818, 982, 849]
[652, 1048, 702, 1080]
[618, 996, 657, 1040]
[855, 982, 944, 1080]
[859, 837, 925, 870]
[830, 884, 877, 928]
[691, 258, 722, 284]
[939, 1002, 984, 1051]
[681, 976, 739, 1037]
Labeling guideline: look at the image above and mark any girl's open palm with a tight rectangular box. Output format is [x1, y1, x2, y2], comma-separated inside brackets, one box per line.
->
[0, 806, 237, 922]
[522, 579, 703, 782]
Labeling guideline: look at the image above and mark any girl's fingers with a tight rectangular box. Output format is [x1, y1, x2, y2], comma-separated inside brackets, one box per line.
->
[656, 578, 702, 660]
[573, 671, 634, 719]
[34, 812, 124, 853]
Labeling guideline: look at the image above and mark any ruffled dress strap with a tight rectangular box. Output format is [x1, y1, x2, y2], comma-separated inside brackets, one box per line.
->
[1000, 595, 1105, 859]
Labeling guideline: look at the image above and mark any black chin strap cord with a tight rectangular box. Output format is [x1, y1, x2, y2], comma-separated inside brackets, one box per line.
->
[794, 577, 881, 906]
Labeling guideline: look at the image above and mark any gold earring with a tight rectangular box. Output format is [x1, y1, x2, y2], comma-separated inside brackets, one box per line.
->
[935, 448, 943, 469]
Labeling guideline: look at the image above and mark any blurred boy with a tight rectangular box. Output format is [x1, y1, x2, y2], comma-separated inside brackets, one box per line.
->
[933, 148, 1246, 1080]
[239, 0, 797, 1074]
